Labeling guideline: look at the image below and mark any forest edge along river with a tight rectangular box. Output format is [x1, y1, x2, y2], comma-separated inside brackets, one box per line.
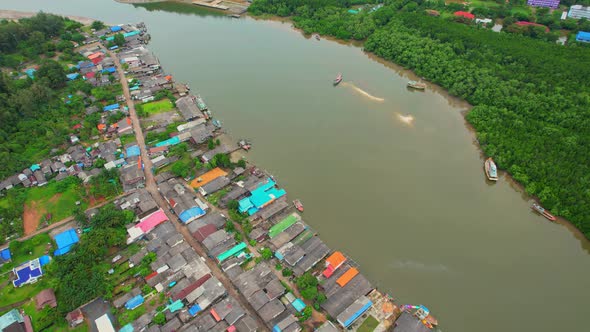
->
[1, 1, 590, 332]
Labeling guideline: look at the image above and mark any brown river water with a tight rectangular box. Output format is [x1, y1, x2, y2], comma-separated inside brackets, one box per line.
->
[2, 1, 589, 331]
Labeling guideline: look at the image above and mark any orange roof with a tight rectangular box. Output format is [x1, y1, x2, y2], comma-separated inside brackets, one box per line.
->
[97, 124, 106, 131]
[190, 167, 228, 188]
[326, 251, 346, 269]
[126, 117, 132, 125]
[210, 309, 221, 322]
[336, 267, 359, 287]
[165, 75, 172, 81]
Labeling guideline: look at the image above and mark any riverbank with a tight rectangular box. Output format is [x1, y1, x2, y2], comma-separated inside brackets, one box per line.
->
[0, 9, 97, 25]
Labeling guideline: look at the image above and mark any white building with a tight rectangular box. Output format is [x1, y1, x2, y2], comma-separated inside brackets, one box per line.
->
[568, 5, 590, 19]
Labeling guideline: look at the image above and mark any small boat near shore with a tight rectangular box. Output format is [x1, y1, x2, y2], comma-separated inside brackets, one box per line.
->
[333, 73, 342, 86]
[238, 139, 251, 151]
[484, 157, 498, 181]
[532, 203, 557, 221]
[293, 199, 304, 212]
[407, 80, 426, 90]
[315, 34, 320, 41]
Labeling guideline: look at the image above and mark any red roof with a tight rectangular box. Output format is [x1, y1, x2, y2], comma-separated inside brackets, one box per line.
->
[72, 123, 82, 130]
[454, 11, 475, 19]
[227, 326, 236, 332]
[211, 309, 221, 322]
[85, 72, 96, 79]
[149, 146, 169, 154]
[515, 21, 549, 32]
[88, 52, 103, 60]
[137, 209, 169, 233]
[193, 224, 217, 242]
[91, 56, 103, 65]
[145, 271, 158, 280]
[172, 273, 212, 301]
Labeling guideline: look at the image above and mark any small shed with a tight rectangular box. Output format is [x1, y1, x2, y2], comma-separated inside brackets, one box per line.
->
[35, 289, 57, 310]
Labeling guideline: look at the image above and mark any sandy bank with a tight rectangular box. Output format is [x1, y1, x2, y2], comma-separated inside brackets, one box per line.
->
[0, 9, 97, 25]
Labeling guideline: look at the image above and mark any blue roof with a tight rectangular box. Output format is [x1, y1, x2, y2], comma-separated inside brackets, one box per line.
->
[125, 294, 145, 310]
[292, 299, 306, 312]
[103, 104, 120, 112]
[30, 164, 40, 171]
[341, 300, 372, 327]
[189, 304, 202, 316]
[110, 26, 122, 32]
[103, 67, 116, 74]
[179, 207, 206, 223]
[126, 145, 141, 157]
[66, 73, 79, 80]
[0, 248, 11, 261]
[119, 324, 133, 332]
[13, 258, 43, 287]
[54, 229, 79, 256]
[78, 61, 94, 69]
[576, 31, 590, 42]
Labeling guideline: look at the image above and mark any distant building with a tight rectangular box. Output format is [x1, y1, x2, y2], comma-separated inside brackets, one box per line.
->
[527, 0, 560, 8]
[453, 11, 475, 20]
[569, 5, 590, 19]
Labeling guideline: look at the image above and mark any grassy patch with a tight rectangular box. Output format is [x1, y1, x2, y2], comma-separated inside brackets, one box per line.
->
[206, 188, 229, 207]
[358, 315, 379, 332]
[0, 277, 51, 308]
[117, 303, 146, 326]
[9, 233, 53, 266]
[25, 178, 88, 225]
[140, 99, 174, 116]
[120, 134, 136, 146]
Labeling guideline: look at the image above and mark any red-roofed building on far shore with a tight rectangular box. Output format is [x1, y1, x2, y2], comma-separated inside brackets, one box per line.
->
[454, 11, 475, 20]
[515, 21, 550, 32]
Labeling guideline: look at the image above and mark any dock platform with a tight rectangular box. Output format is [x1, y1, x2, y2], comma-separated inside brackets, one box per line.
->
[192, 0, 229, 11]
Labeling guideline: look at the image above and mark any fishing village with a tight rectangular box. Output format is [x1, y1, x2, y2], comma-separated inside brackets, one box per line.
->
[0, 18, 438, 332]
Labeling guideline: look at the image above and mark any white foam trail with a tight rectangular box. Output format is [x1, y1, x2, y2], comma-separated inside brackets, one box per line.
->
[342, 82, 385, 102]
[396, 113, 415, 126]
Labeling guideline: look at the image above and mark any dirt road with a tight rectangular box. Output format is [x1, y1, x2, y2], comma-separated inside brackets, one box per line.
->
[109, 49, 270, 331]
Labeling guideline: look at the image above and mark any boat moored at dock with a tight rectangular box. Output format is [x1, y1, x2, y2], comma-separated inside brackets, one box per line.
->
[407, 80, 426, 90]
[293, 199, 304, 212]
[484, 157, 498, 181]
[532, 203, 557, 221]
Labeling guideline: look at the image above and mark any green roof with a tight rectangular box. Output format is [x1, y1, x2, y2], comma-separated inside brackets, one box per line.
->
[268, 214, 298, 238]
[217, 242, 247, 262]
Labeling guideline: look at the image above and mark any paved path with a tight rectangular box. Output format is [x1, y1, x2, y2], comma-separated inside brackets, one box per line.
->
[109, 49, 270, 331]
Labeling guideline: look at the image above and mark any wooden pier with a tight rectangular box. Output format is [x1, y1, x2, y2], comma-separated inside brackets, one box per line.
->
[192, 0, 229, 11]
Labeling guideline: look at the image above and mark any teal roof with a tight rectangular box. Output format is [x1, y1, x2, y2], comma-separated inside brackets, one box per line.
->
[217, 242, 247, 262]
[119, 323, 134, 332]
[0, 309, 24, 330]
[238, 178, 286, 215]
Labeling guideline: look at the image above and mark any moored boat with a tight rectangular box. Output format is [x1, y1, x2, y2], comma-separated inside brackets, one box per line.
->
[293, 199, 304, 212]
[315, 34, 320, 40]
[532, 203, 556, 221]
[407, 80, 426, 90]
[484, 157, 498, 181]
[238, 139, 251, 151]
[333, 73, 342, 86]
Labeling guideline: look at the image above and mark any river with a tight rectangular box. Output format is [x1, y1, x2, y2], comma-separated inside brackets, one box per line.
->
[2, 1, 589, 331]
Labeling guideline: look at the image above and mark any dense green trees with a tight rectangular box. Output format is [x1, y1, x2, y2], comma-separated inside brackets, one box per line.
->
[49, 205, 134, 313]
[249, 0, 590, 237]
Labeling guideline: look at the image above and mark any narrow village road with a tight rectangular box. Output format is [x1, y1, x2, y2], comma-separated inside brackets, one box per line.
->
[109, 50, 270, 331]
[7, 196, 123, 244]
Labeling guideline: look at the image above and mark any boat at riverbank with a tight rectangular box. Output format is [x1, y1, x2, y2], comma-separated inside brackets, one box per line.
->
[484, 158, 498, 181]
[293, 199, 303, 212]
[333, 73, 342, 86]
[532, 203, 557, 221]
[407, 80, 426, 90]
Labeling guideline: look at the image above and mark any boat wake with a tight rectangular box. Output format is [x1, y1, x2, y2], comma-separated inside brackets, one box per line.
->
[342, 82, 384, 102]
[396, 113, 415, 126]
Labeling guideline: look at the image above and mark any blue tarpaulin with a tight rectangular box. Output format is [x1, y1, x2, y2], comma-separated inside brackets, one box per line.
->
[126, 145, 140, 157]
[30, 164, 40, 171]
[54, 229, 79, 256]
[25, 68, 36, 78]
[577, 31, 590, 43]
[103, 104, 120, 112]
[189, 304, 202, 316]
[66, 73, 79, 80]
[39, 255, 50, 266]
[125, 295, 144, 310]
[0, 248, 11, 261]
[179, 207, 205, 224]
[110, 26, 122, 32]
[103, 67, 116, 74]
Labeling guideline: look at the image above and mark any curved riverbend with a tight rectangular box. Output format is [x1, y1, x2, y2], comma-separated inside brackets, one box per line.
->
[1, 1, 589, 332]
